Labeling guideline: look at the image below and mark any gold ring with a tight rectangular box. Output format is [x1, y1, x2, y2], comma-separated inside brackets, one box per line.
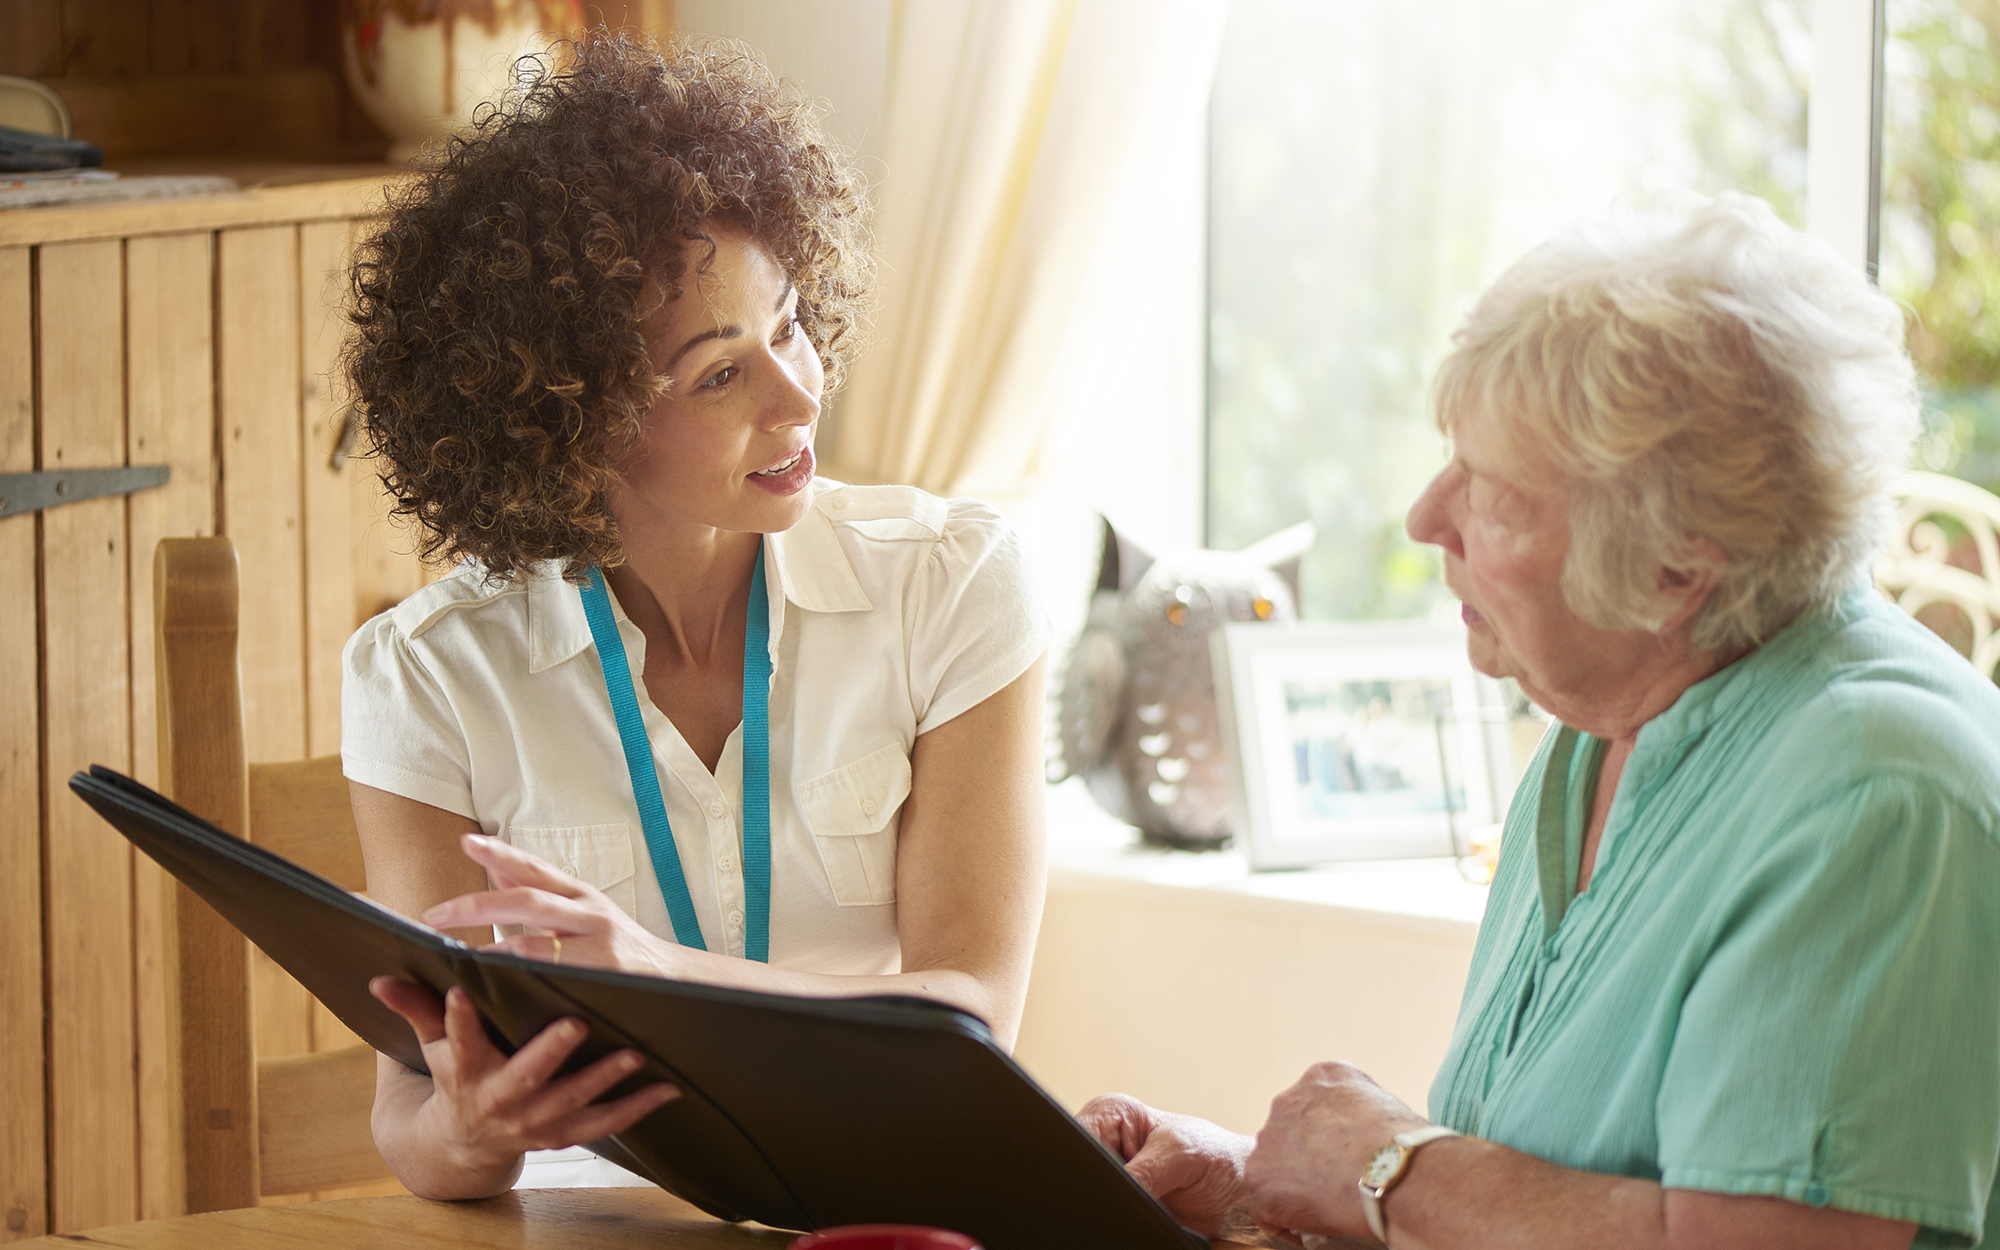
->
[551, 935, 562, 966]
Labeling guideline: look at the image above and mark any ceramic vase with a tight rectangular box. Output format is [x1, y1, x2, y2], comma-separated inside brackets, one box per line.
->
[339, 0, 585, 162]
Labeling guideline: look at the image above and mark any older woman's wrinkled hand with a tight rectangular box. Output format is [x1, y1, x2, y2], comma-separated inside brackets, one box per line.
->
[421, 833, 685, 978]
[1077, 1093, 1258, 1237]
[1245, 1062, 1434, 1241]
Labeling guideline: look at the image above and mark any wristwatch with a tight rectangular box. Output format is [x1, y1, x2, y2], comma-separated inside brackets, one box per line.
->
[1357, 1124, 1463, 1242]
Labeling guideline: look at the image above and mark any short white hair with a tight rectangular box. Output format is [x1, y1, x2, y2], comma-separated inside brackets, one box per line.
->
[1432, 193, 1919, 654]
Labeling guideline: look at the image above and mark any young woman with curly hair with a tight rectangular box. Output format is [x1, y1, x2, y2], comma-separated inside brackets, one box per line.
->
[339, 32, 1049, 1199]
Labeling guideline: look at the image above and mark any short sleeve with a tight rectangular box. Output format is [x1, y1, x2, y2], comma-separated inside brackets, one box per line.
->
[341, 614, 479, 820]
[1656, 774, 2000, 1244]
[905, 499, 1051, 736]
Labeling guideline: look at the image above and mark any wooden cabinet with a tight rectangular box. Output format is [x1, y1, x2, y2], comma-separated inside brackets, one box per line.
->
[0, 178, 431, 1240]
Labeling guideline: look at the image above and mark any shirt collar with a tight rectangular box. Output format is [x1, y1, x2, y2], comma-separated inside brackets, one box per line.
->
[526, 564, 598, 674]
[526, 492, 873, 674]
[1630, 580, 1876, 751]
[765, 490, 873, 615]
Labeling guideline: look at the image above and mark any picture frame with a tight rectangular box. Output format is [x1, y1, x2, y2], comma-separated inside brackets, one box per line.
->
[1211, 620, 1511, 869]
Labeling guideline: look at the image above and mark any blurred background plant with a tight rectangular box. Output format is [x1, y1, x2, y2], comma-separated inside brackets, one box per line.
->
[1882, 0, 2000, 493]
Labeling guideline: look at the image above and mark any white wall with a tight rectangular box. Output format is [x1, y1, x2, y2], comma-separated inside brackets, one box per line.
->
[675, 0, 893, 167]
[1018, 873, 1477, 1133]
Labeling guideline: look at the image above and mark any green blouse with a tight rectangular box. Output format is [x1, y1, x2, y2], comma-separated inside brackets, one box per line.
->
[1429, 587, 2000, 1247]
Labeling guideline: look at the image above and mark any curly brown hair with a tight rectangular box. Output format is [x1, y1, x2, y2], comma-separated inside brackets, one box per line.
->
[343, 30, 871, 583]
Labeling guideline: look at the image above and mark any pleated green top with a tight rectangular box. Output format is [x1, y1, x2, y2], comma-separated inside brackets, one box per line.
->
[1429, 586, 2000, 1247]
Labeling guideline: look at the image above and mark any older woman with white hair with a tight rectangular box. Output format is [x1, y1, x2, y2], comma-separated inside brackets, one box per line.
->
[1079, 193, 2000, 1250]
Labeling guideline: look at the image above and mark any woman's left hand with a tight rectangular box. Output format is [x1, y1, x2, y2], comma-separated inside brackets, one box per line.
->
[422, 833, 683, 978]
[1244, 1061, 1433, 1241]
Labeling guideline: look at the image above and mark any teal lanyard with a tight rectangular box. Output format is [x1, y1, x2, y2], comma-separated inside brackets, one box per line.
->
[576, 544, 772, 962]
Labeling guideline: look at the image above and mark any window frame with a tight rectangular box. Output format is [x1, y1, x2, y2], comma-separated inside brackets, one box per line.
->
[1806, 0, 1889, 276]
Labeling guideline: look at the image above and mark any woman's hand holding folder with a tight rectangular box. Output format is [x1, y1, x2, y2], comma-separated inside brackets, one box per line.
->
[366, 975, 680, 1198]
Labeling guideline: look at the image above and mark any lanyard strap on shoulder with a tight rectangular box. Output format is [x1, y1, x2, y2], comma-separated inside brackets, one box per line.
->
[740, 548, 772, 963]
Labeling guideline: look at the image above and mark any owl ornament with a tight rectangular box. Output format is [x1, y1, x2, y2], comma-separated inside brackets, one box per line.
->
[1053, 517, 1315, 848]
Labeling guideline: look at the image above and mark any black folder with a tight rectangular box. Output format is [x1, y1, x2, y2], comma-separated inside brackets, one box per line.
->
[70, 766, 1207, 1250]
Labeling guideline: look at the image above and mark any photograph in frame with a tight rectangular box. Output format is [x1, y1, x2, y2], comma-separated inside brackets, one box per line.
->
[1211, 621, 1510, 869]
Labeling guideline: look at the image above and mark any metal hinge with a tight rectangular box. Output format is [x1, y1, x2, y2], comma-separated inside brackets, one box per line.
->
[0, 466, 170, 519]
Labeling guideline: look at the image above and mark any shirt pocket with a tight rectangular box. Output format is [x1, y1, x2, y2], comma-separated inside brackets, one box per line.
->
[799, 743, 912, 906]
[503, 823, 639, 919]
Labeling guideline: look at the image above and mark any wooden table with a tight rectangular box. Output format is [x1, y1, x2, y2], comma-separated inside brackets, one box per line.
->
[23, 1189, 791, 1249]
[20, 1187, 1262, 1248]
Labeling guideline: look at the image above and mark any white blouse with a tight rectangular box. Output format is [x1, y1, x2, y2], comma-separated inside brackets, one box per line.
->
[341, 480, 1050, 975]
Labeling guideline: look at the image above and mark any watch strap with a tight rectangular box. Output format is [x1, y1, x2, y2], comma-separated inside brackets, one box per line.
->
[1359, 1124, 1463, 1242]
[1394, 1124, 1464, 1152]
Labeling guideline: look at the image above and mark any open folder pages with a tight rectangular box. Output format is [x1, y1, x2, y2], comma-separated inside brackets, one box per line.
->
[70, 765, 1206, 1250]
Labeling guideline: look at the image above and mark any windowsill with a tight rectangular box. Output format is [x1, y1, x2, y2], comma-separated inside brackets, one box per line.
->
[1042, 777, 1490, 932]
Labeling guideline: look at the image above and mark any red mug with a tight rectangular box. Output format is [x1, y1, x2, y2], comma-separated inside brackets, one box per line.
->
[789, 1226, 983, 1250]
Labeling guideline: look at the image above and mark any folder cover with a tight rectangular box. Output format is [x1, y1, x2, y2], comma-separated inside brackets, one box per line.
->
[70, 765, 1207, 1250]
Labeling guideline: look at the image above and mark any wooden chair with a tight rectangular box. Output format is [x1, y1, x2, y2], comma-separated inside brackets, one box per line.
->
[153, 535, 395, 1212]
[1876, 470, 2000, 681]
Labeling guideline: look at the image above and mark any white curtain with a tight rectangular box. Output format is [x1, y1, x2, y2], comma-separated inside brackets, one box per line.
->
[822, 0, 1229, 503]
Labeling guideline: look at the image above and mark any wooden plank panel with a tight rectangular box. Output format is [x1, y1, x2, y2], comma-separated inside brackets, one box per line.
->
[285, 215, 371, 1076]
[38, 238, 137, 1234]
[126, 232, 218, 1221]
[0, 248, 46, 1243]
[218, 225, 304, 765]
[217, 225, 316, 1063]
[145, 0, 198, 75]
[299, 220, 352, 760]
[0, 4, 64, 77]
[185, 0, 248, 73]
[253, 0, 310, 71]
[46, 69, 341, 162]
[59, 0, 151, 76]
[126, 233, 217, 785]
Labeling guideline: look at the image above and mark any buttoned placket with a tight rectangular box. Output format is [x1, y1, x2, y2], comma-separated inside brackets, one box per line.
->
[701, 776, 745, 959]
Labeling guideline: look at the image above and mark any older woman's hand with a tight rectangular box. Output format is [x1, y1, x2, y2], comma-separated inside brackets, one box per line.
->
[1244, 1062, 1433, 1240]
[420, 833, 686, 978]
[1076, 1093, 1257, 1237]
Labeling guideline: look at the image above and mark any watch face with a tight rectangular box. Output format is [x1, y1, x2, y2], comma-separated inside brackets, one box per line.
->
[1362, 1143, 1406, 1188]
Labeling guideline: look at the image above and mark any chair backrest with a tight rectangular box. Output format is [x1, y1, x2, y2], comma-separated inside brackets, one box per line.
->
[153, 535, 391, 1213]
[1876, 470, 2000, 682]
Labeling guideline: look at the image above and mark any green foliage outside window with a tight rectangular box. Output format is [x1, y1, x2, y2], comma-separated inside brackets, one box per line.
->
[1883, 0, 2000, 492]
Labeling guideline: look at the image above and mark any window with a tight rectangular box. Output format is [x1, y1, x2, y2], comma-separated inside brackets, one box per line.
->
[1203, 0, 1921, 621]
[1883, 0, 2000, 490]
